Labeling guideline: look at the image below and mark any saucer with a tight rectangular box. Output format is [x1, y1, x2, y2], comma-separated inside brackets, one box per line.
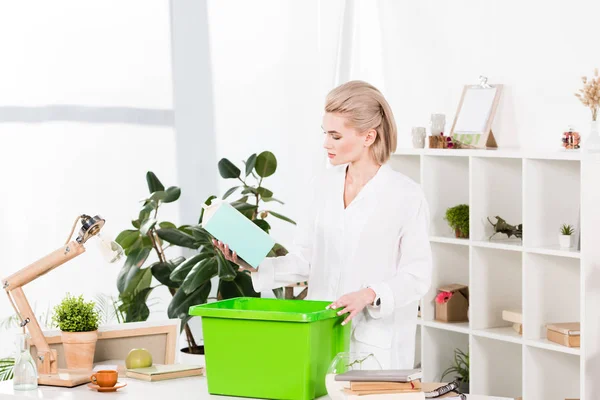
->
[87, 382, 127, 392]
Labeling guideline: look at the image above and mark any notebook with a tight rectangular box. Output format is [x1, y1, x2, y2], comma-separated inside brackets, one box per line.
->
[125, 364, 204, 382]
[201, 200, 276, 268]
[334, 369, 423, 383]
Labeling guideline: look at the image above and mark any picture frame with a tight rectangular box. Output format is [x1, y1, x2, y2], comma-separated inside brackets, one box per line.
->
[450, 77, 503, 149]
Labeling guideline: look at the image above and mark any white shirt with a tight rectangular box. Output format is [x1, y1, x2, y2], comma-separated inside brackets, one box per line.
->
[251, 162, 432, 369]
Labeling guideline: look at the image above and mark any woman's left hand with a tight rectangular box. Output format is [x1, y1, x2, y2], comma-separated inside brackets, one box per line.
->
[328, 288, 376, 326]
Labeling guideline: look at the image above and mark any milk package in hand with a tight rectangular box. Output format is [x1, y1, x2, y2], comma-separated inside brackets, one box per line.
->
[201, 200, 276, 268]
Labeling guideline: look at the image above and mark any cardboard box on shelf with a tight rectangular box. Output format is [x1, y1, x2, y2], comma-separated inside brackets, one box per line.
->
[435, 284, 469, 323]
[546, 322, 580, 348]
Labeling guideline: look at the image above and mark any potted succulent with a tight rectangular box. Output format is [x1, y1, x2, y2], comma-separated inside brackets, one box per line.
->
[440, 348, 469, 393]
[52, 294, 99, 370]
[444, 204, 469, 239]
[559, 223, 575, 249]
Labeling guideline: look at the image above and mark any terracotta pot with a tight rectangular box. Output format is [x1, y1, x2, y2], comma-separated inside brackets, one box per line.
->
[61, 330, 98, 370]
[455, 228, 468, 239]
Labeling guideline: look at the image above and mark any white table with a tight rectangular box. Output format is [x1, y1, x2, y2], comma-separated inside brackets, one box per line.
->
[0, 378, 513, 400]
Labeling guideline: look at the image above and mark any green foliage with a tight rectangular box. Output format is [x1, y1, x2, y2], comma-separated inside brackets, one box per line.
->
[0, 358, 14, 382]
[441, 348, 469, 384]
[52, 294, 99, 332]
[114, 151, 295, 352]
[561, 223, 575, 235]
[444, 204, 469, 238]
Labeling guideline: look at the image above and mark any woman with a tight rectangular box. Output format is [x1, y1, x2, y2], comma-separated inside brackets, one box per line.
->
[213, 80, 432, 369]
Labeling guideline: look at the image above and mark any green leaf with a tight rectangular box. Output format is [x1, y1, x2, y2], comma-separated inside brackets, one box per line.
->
[245, 153, 257, 177]
[146, 171, 165, 193]
[178, 225, 195, 237]
[261, 197, 284, 205]
[169, 252, 210, 282]
[181, 257, 218, 294]
[134, 202, 156, 228]
[115, 230, 140, 249]
[241, 187, 258, 195]
[117, 247, 151, 293]
[124, 236, 142, 256]
[267, 211, 296, 225]
[151, 262, 181, 288]
[231, 202, 257, 219]
[168, 281, 211, 319]
[163, 186, 181, 203]
[218, 158, 241, 179]
[219, 272, 259, 299]
[199, 195, 217, 224]
[0, 357, 14, 381]
[132, 219, 141, 229]
[52, 294, 99, 332]
[159, 221, 177, 229]
[222, 186, 240, 200]
[234, 195, 249, 204]
[256, 187, 273, 198]
[170, 256, 186, 267]
[140, 218, 157, 236]
[149, 191, 168, 202]
[190, 226, 213, 245]
[124, 287, 153, 322]
[255, 151, 277, 178]
[216, 251, 236, 281]
[253, 219, 271, 233]
[156, 228, 199, 249]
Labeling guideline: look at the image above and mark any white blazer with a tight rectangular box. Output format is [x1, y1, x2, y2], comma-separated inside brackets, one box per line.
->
[251, 162, 432, 369]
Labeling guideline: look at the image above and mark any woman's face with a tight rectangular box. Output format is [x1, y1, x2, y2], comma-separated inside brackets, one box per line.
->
[322, 112, 374, 166]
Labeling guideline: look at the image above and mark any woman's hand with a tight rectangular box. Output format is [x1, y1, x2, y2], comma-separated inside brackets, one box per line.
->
[212, 239, 257, 273]
[327, 288, 376, 325]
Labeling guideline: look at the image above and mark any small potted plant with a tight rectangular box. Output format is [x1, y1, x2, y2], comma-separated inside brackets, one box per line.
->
[559, 224, 575, 249]
[52, 294, 99, 370]
[444, 204, 469, 239]
[441, 348, 469, 393]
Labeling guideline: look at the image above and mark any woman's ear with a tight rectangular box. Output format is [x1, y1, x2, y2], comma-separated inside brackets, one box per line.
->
[364, 129, 377, 147]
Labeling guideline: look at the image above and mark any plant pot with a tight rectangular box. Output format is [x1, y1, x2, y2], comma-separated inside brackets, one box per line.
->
[178, 345, 205, 367]
[458, 380, 469, 394]
[559, 234, 573, 249]
[454, 228, 468, 239]
[61, 330, 98, 370]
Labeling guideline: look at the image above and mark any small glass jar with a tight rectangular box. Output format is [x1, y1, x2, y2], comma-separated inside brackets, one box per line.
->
[13, 333, 38, 391]
[430, 113, 446, 136]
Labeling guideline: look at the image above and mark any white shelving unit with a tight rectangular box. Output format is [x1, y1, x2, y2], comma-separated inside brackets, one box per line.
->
[389, 147, 600, 399]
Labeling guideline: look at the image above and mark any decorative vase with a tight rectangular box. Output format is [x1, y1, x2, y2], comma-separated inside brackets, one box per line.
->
[325, 352, 382, 400]
[61, 330, 98, 370]
[13, 333, 37, 391]
[411, 127, 426, 148]
[584, 120, 600, 152]
[559, 234, 573, 249]
[430, 114, 446, 136]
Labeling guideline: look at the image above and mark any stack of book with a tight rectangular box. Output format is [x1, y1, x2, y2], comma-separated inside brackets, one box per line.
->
[502, 309, 523, 335]
[334, 369, 423, 397]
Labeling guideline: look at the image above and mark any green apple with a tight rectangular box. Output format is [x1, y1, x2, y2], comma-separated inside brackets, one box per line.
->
[126, 348, 153, 369]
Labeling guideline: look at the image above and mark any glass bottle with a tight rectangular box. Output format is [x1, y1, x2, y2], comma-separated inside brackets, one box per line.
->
[13, 333, 38, 391]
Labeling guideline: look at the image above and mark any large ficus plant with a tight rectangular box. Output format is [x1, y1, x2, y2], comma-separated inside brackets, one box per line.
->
[115, 151, 295, 353]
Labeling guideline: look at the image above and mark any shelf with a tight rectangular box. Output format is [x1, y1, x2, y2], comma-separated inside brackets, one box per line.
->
[423, 242, 469, 321]
[471, 239, 522, 252]
[525, 338, 581, 356]
[388, 153, 420, 184]
[422, 326, 469, 383]
[471, 327, 523, 345]
[524, 345, 580, 399]
[421, 320, 470, 334]
[422, 155, 469, 236]
[429, 235, 470, 246]
[471, 336, 523, 398]
[524, 245, 581, 259]
[523, 253, 580, 341]
[393, 147, 582, 160]
[470, 247, 522, 331]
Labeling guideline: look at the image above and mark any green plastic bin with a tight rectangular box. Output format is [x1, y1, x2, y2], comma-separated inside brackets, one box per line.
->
[188, 297, 350, 400]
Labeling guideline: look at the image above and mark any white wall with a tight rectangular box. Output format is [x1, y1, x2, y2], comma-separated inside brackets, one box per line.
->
[378, 0, 600, 151]
[0, 1, 177, 356]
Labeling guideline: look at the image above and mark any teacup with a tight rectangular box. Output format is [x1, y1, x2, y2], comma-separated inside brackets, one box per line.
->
[90, 370, 118, 387]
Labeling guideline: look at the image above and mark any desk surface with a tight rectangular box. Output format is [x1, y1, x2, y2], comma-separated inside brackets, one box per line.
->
[0, 377, 514, 400]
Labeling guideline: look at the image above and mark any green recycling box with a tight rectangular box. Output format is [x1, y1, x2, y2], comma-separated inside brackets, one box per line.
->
[188, 297, 351, 400]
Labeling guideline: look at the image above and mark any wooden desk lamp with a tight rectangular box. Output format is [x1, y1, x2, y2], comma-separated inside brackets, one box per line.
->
[2, 214, 123, 387]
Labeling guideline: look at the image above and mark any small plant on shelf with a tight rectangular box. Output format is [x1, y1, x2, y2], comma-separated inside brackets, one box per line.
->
[440, 348, 469, 393]
[559, 223, 575, 249]
[444, 204, 469, 239]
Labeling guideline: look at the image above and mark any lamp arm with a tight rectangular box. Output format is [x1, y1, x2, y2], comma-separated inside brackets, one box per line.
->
[2, 241, 86, 374]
